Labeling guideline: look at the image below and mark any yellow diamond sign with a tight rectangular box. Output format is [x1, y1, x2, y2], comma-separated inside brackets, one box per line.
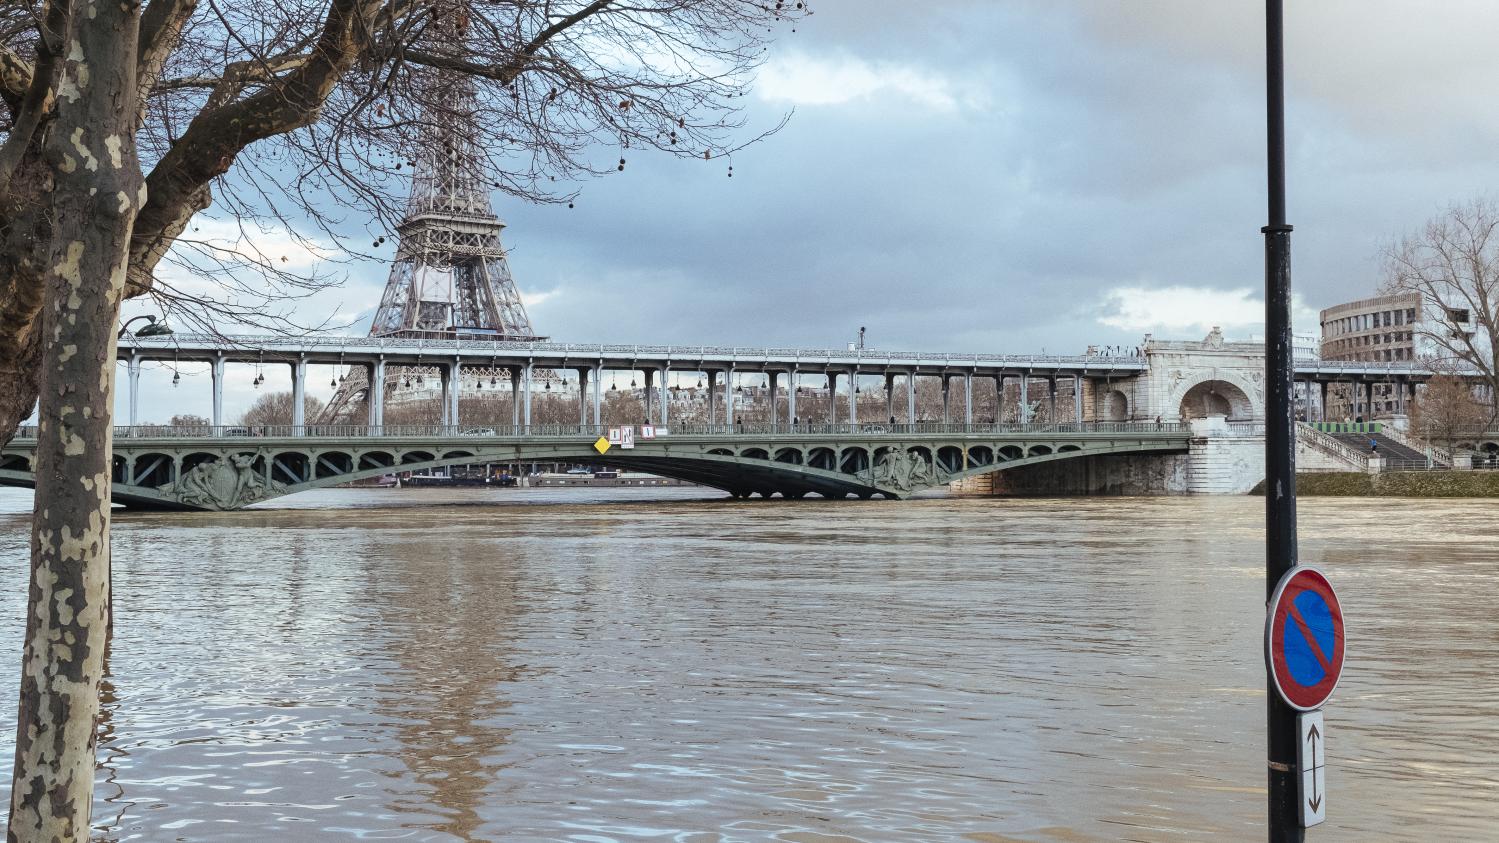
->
[593, 436, 611, 454]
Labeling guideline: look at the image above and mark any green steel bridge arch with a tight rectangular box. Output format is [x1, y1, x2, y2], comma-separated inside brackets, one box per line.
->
[0, 423, 1191, 510]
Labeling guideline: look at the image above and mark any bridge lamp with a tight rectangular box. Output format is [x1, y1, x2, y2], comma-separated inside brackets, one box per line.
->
[330, 376, 337, 388]
[117, 314, 173, 339]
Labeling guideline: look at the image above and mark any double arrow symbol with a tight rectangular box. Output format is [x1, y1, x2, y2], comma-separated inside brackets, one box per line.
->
[1305, 721, 1322, 813]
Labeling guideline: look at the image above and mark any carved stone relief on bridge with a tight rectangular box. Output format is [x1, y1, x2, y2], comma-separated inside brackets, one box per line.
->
[861, 448, 941, 492]
[160, 453, 285, 510]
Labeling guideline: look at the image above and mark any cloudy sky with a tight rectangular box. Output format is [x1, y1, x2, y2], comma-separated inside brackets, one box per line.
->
[120, 0, 1499, 419]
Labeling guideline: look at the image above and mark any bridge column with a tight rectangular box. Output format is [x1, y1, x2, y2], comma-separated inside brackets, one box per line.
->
[370, 359, 385, 430]
[725, 368, 735, 428]
[510, 368, 520, 428]
[1319, 381, 1328, 422]
[884, 374, 895, 423]
[644, 369, 656, 424]
[438, 366, 449, 426]
[291, 357, 307, 434]
[660, 367, 670, 427]
[523, 363, 534, 429]
[707, 370, 718, 427]
[441, 362, 459, 428]
[1074, 375, 1083, 424]
[906, 372, 916, 426]
[996, 375, 1005, 422]
[768, 371, 778, 432]
[577, 367, 590, 427]
[964, 372, 973, 426]
[211, 356, 225, 435]
[788, 370, 798, 427]
[941, 375, 951, 424]
[1047, 377, 1057, 423]
[827, 371, 836, 424]
[1019, 374, 1029, 423]
[593, 364, 603, 427]
[848, 370, 858, 425]
[127, 355, 141, 427]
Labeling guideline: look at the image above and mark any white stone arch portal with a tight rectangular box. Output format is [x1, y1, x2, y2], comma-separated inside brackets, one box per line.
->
[1102, 389, 1129, 422]
[1168, 373, 1262, 422]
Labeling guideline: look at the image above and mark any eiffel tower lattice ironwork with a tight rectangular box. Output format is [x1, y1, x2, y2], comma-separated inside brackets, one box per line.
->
[318, 85, 546, 424]
[368, 101, 540, 341]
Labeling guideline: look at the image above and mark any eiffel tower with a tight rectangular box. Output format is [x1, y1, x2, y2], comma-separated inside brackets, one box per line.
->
[319, 82, 544, 423]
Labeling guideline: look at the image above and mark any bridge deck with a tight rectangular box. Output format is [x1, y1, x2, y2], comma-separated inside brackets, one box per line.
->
[3, 422, 1203, 508]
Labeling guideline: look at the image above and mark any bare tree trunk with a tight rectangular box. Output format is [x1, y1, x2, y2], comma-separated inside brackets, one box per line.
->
[7, 4, 143, 840]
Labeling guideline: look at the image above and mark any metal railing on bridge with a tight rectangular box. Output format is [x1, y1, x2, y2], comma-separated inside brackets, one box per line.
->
[122, 332, 1148, 367]
[10, 421, 1191, 441]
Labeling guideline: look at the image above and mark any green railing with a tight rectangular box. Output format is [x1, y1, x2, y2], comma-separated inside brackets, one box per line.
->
[1308, 422, 1384, 434]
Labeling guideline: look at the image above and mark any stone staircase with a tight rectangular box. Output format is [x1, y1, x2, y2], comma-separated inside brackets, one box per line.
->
[1296, 424, 1369, 472]
[1329, 431, 1426, 463]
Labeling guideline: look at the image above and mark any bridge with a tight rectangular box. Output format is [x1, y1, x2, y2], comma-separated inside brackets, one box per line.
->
[114, 331, 1454, 430]
[10, 325, 1470, 510]
[1, 422, 1194, 509]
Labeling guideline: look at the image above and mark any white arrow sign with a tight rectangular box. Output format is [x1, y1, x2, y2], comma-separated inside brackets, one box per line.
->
[1298, 710, 1326, 827]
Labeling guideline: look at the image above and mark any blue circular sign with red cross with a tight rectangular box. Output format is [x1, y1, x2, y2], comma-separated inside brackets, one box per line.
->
[1266, 566, 1346, 711]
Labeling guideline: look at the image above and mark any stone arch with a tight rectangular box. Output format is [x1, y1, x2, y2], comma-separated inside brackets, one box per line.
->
[838, 447, 869, 475]
[807, 447, 837, 470]
[272, 452, 310, 484]
[740, 447, 770, 460]
[1172, 375, 1260, 422]
[313, 451, 354, 479]
[1103, 389, 1129, 422]
[936, 445, 964, 474]
[130, 452, 175, 487]
[773, 447, 803, 464]
[358, 451, 395, 471]
[967, 445, 994, 467]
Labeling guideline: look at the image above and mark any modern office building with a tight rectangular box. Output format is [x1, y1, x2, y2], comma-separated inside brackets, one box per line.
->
[1319, 292, 1424, 364]
[1318, 291, 1476, 418]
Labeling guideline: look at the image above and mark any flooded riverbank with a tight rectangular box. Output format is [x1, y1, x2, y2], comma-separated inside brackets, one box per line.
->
[0, 488, 1495, 841]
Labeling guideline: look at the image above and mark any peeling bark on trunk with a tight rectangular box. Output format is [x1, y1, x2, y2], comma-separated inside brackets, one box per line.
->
[7, 4, 144, 841]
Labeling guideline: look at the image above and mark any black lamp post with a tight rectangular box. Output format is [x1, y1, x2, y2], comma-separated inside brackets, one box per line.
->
[1263, 2, 1302, 841]
[117, 314, 173, 340]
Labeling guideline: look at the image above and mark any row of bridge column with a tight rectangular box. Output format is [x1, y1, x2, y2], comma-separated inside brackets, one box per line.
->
[124, 354, 1098, 432]
[1302, 377, 1419, 422]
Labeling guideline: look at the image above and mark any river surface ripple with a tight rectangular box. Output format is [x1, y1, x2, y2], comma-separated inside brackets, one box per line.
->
[0, 488, 1495, 842]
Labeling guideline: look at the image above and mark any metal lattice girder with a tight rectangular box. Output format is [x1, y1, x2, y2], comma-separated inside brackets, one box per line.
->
[0, 425, 1195, 510]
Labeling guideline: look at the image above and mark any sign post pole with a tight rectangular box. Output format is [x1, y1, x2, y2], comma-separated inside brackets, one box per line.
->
[1262, 2, 1303, 841]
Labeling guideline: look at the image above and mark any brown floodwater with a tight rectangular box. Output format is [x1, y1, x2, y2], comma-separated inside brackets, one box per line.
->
[0, 487, 1496, 842]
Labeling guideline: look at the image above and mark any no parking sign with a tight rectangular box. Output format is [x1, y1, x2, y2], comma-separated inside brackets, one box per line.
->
[1266, 565, 1345, 827]
[1266, 565, 1346, 711]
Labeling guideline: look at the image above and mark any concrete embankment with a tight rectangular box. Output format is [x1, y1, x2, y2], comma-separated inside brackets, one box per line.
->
[1251, 471, 1499, 497]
